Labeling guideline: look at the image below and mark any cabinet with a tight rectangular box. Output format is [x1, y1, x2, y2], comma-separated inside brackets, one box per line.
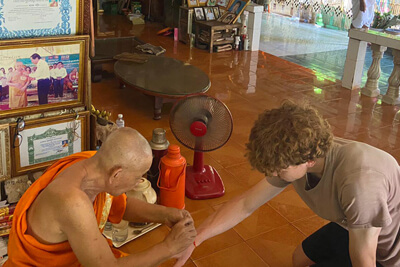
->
[195, 21, 241, 53]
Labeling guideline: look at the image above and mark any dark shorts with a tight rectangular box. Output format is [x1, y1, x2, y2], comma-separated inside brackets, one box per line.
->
[302, 222, 383, 267]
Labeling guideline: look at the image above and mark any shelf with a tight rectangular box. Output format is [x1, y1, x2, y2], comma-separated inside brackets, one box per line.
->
[214, 40, 234, 45]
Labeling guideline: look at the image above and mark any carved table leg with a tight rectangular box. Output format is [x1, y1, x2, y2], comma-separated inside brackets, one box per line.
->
[154, 96, 163, 120]
[362, 44, 387, 97]
[382, 49, 400, 105]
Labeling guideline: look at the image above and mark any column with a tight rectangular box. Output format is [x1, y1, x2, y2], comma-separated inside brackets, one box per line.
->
[342, 38, 367, 90]
[245, 3, 263, 51]
[382, 49, 400, 105]
[362, 44, 387, 97]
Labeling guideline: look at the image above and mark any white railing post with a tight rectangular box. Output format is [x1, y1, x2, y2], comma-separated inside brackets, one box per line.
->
[382, 49, 400, 105]
[362, 44, 387, 97]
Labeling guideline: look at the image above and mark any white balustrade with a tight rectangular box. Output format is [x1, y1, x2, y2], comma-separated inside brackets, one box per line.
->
[342, 29, 400, 105]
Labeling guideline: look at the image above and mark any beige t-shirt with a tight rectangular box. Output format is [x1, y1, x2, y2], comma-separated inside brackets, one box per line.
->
[267, 138, 400, 266]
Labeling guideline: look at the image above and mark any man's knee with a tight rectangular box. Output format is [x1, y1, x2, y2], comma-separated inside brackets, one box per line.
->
[292, 244, 314, 267]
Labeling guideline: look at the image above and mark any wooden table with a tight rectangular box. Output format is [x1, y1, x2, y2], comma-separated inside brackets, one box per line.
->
[114, 56, 210, 119]
[195, 21, 241, 53]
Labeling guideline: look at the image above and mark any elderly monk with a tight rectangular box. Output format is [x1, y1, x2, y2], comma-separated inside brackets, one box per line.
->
[5, 128, 196, 266]
[8, 62, 30, 109]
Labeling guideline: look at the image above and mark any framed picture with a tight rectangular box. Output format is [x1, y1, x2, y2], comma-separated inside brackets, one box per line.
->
[207, 0, 217, 6]
[217, 0, 230, 9]
[188, 0, 199, 7]
[204, 7, 216, 20]
[194, 7, 206, 21]
[0, 124, 11, 181]
[97, 0, 105, 13]
[0, 0, 86, 39]
[0, 35, 89, 119]
[218, 12, 237, 23]
[227, 0, 249, 17]
[198, 0, 208, 7]
[11, 111, 89, 176]
[213, 6, 221, 18]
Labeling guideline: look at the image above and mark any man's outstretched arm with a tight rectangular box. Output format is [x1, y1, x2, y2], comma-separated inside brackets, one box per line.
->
[174, 177, 285, 266]
[349, 227, 381, 267]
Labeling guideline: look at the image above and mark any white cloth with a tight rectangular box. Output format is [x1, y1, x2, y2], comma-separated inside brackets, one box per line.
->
[352, 0, 375, 28]
[30, 59, 50, 80]
[53, 68, 68, 79]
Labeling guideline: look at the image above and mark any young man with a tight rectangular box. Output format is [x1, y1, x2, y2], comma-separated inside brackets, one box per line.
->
[5, 128, 196, 266]
[29, 53, 51, 105]
[175, 101, 399, 267]
[53, 62, 68, 98]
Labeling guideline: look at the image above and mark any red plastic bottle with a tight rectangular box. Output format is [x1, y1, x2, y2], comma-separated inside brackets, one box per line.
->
[158, 145, 186, 209]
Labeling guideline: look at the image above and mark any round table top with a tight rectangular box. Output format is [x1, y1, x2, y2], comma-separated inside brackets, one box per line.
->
[114, 56, 210, 97]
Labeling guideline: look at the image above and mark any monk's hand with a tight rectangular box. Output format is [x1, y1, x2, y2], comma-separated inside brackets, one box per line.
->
[164, 208, 191, 228]
[163, 216, 196, 256]
[360, 0, 366, 12]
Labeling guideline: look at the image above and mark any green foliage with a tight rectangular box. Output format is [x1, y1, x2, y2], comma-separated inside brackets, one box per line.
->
[372, 11, 400, 29]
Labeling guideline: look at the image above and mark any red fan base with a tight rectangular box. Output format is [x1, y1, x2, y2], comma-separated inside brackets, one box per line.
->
[185, 152, 225, 200]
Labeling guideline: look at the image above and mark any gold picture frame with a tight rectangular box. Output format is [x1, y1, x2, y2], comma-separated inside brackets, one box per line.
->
[0, 124, 11, 181]
[0, 0, 86, 39]
[188, 0, 200, 8]
[0, 35, 89, 119]
[11, 111, 90, 177]
[198, 0, 209, 7]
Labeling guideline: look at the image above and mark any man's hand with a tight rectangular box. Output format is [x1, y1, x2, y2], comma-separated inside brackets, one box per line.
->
[164, 208, 191, 228]
[360, 0, 366, 12]
[163, 216, 196, 256]
[172, 243, 195, 267]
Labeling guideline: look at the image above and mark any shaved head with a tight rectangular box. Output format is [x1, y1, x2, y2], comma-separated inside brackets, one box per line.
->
[96, 128, 152, 175]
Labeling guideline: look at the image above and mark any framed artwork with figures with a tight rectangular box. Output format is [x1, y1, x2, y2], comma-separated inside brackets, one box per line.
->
[0, 35, 89, 119]
[0, 0, 86, 39]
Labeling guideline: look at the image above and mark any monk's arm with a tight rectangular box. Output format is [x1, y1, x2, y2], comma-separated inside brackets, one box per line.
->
[123, 197, 188, 227]
[61, 193, 192, 267]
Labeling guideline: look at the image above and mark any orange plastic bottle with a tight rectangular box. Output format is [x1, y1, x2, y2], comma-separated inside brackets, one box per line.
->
[158, 144, 186, 209]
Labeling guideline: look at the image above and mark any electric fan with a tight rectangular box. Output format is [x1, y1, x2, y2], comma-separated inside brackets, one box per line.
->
[169, 94, 233, 200]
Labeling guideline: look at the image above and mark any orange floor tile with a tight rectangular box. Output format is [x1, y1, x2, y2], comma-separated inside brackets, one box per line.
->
[92, 15, 400, 267]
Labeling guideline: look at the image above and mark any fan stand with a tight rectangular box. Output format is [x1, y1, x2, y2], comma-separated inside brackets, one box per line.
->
[185, 151, 225, 200]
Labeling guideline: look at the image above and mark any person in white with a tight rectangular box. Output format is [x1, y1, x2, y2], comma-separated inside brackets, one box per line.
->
[352, 0, 375, 28]
[30, 53, 51, 105]
[53, 62, 68, 98]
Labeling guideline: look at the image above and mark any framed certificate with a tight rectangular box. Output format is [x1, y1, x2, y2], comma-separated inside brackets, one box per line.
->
[0, 35, 89, 119]
[0, 0, 86, 39]
[11, 111, 89, 176]
[0, 124, 11, 181]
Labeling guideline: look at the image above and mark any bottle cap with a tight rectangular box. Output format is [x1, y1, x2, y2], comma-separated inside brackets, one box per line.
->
[118, 114, 123, 118]
[149, 128, 170, 150]
[167, 144, 181, 159]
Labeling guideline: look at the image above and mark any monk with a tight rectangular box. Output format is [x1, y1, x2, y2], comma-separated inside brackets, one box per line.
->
[5, 128, 196, 266]
[7, 62, 30, 109]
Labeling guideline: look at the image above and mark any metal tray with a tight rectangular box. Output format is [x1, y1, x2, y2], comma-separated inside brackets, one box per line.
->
[103, 223, 161, 248]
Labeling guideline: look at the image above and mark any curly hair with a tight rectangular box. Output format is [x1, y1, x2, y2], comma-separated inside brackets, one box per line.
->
[245, 100, 333, 176]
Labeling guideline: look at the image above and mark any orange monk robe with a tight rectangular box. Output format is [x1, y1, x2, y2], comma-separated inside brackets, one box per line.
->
[4, 151, 128, 267]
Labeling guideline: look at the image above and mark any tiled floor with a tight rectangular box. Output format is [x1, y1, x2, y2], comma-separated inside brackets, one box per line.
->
[258, 13, 394, 94]
[93, 14, 400, 267]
